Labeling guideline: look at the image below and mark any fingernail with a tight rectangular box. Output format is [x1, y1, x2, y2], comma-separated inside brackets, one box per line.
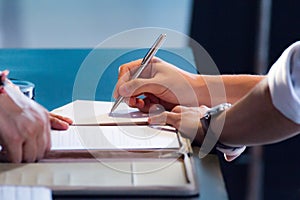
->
[148, 116, 165, 125]
[149, 104, 165, 118]
[148, 116, 156, 123]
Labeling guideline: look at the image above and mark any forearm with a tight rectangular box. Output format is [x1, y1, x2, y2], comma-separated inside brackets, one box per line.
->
[221, 75, 265, 103]
[215, 78, 300, 146]
[191, 74, 264, 106]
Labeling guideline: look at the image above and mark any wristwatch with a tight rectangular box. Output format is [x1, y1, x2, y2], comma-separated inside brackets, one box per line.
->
[200, 103, 246, 161]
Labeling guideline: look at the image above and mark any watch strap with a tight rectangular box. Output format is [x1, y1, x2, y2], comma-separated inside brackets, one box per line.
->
[200, 103, 246, 161]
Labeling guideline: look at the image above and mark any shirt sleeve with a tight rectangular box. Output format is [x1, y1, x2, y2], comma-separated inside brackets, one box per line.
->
[268, 41, 300, 124]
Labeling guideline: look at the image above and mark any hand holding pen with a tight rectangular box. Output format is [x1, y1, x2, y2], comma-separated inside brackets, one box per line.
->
[113, 54, 201, 114]
[110, 34, 167, 113]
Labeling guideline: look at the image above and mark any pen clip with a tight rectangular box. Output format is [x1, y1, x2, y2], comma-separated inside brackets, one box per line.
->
[131, 33, 166, 80]
[110, 33, 167, 113]
[141, 33, 167, 65]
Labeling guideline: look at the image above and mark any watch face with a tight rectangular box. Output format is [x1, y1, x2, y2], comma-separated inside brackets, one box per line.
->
[207, 103, 232, 116]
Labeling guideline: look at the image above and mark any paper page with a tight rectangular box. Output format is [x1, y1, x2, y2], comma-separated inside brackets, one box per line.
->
[51, 100, 180, 151]
[51, 125, 180, 150]
[51, 100, 149, 125]
[0, 186, 52, 200]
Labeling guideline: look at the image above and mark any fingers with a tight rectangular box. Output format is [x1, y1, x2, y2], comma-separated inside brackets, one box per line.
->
[114, 59, 143, 99]
[148, 105, 208, 145]
[117, 57, 161, 80]
[0, 130, 39, 163]
[0, 107, 50, 163]
[118, 78, 164, 98]
[0, 70, 9, 83]
[113, 68, 131, 99]
[125, 94, 174, 113]
[115, 77, 149, 98]
[114, 58, 162, 99]
[44, 118, 51, 155]
[149, 106, 196, 128]
[32, 104, 51, 158]
[49, 113, 73, 124]
[125, 97, 145, 110]
[40, 110, 51, 157]
[4, 138, 23, 163]
[22, 109, 50, 162]
[118, 59, 143, 80]
[50, 116, 70, 130]
[22, 135, 38, 162]
[49, 113, 73, 130]
[0, 79, 51, 163]
[148, 110, 179, 127]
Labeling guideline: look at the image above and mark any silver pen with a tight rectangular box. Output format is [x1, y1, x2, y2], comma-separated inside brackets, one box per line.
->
[110, 33, 167, 113]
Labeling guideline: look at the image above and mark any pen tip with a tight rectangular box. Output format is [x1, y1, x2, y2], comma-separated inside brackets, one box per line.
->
[110, 105, 116, 114]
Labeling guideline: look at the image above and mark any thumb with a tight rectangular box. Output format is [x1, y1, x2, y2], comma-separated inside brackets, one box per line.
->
[119, 78, 161, 97]
[149, 111, 180, 128]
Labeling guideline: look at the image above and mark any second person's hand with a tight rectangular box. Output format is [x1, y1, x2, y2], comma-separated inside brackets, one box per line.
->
[49, 113, 73, 130]
[148, 105, 210, 146]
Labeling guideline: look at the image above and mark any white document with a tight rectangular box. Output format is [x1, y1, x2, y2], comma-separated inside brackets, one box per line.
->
[52, 100, 149, 125]
[51, 125, 180, 150]
[50, 100, 180, 151]
[0, 186, 51, 200]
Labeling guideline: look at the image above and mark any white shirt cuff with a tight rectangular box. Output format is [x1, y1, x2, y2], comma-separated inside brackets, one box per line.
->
[268, 41, 300, 124]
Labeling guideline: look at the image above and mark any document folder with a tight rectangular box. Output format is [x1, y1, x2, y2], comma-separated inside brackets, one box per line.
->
[0, 100, 199, 197]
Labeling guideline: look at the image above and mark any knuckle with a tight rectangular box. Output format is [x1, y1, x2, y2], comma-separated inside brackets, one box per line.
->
[174, 119, 181, 129]
[171, 105, 182, 113]
[199, 105, 209, 110]
[9, 134, 23, 144]
[199, 105, 209, 113]
[118, 65, 127, 73]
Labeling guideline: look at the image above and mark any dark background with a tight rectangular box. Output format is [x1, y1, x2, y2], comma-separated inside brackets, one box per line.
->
[190, 0, 300, 199]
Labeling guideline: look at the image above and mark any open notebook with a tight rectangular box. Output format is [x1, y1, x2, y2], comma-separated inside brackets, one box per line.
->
[0, 100, 199, 198]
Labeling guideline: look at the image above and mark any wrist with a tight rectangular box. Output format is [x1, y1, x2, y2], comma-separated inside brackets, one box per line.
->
[200, 103, 246, 161]
[193, 74, 211, 106]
